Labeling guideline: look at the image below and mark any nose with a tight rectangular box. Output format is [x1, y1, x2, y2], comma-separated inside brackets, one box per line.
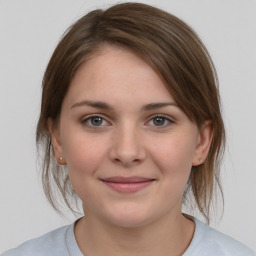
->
[109, 124, 146, 167]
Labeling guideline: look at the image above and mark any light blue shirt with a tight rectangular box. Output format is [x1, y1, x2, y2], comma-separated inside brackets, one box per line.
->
[1, 218, 255, 256]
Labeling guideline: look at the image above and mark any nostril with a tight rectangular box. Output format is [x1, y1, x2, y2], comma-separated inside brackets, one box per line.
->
[109, 133, 146, 166]
[112, 154, 143, 167]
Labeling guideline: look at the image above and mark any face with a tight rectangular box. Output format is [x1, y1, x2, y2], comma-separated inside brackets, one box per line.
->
[49, 45, 212, 228]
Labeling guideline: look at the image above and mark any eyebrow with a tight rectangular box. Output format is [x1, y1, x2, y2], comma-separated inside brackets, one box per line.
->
[141, 102, 178, 111]
[71, 100, 114, 110]
[71, 100, 178, 111]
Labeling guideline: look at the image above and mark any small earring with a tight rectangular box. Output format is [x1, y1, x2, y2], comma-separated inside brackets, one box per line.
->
[59, 157, 63, 161]
[199, 157, 204, 164]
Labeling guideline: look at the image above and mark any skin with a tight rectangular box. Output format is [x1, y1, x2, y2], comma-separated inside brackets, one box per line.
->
[49, 45, 213, 256]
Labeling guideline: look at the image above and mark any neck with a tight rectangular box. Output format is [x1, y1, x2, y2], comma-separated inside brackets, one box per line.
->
[74, 211, 195, 256]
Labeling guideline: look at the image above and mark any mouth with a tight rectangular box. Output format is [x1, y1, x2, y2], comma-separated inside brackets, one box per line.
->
[100, 176, 156, 193]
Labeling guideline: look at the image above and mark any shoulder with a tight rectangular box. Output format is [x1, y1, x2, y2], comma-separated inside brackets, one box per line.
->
[185, 217, 255, 256]
[202, 224, 255, 256]
[1, 224, 71, 256]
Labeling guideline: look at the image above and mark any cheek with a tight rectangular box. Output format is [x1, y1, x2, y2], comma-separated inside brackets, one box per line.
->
[61, 135, 108, 203]
[61, 132, 108, 179]
[149, 134, 196, 181]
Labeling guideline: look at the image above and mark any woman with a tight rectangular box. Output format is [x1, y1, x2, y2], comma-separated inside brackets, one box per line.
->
[2, 2, 255, 256]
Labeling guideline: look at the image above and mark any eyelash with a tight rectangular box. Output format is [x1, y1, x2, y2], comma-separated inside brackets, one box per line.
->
[81, 114, 110, 127]
[81, 114, 174, 128]
[147, 114, 174, 127]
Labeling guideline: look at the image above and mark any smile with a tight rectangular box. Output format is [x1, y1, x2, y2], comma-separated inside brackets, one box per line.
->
[100, 176, 156, 193]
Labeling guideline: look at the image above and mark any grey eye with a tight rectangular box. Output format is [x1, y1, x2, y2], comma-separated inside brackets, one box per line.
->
[90, 117, 103, 126]
[153, 117, 166, 126]
[147, 115, 174, 127]
[82, 115, 110, 128]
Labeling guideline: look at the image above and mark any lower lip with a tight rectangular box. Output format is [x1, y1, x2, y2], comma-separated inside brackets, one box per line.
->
[102, 180, 154, 193]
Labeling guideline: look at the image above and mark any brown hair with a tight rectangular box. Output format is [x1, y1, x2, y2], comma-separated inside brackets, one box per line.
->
[36, 2, 225, 223]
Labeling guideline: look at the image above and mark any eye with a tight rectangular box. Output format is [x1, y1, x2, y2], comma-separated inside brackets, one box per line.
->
[147, 114, 174, 127]
[82, 115, 110, 127]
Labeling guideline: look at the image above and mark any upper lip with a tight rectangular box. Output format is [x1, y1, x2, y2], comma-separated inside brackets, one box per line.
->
[100, 176, 155, 183]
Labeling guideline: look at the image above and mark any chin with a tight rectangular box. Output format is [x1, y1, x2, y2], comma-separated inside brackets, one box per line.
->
[102, 205, 157, 229]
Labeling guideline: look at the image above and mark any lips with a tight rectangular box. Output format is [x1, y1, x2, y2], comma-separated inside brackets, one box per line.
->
[100, 176, 155, 193]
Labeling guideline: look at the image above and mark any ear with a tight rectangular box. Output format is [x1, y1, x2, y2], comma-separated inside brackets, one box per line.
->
[47, 118, 66, 165]
[192, 120, 213, 166]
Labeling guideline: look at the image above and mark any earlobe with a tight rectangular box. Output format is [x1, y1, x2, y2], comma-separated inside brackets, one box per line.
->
[192, 120, 213, 166]
[47, 118, 66, 165]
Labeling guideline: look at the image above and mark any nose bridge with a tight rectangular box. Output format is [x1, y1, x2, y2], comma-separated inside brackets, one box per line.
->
[110, 120, 145, 165]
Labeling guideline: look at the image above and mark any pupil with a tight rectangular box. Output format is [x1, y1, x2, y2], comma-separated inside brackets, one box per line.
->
[154, 117, 165, 126]
[91, 117, 103, 126]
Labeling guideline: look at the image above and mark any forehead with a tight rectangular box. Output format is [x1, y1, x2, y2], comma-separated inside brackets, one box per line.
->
[65, 45, 175, 106]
